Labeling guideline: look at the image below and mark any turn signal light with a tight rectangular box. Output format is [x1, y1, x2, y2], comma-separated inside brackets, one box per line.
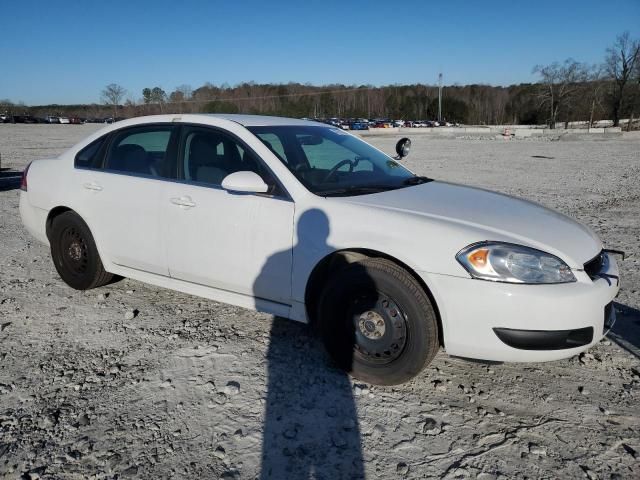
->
[467, 248, 489, 268]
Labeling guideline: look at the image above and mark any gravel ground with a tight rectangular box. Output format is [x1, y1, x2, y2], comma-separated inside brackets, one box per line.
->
[0, 124, 639, 479]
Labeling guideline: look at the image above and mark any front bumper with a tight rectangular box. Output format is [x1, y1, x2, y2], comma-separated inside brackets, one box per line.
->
[420, 253, 619, 362]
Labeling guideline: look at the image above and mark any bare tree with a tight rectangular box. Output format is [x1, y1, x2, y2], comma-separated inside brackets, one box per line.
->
[585, 65, 607, 127]
[631, 49, 640, 130]
[604, 32, 640, 127]
[123, 98, 138, 118]
[176, 84, 192, 100]
[0, 99, 14, 114]
[533, 59, 587, 128]
[167, 85, 193, 113]
[101, 83, 127, 120]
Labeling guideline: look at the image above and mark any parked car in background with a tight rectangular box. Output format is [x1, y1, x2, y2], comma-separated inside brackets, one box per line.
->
[350, 121, 369, 130]
[20, 114, 620, 385]
[373, 120, 392, 128]
[12, 115, 38, 124]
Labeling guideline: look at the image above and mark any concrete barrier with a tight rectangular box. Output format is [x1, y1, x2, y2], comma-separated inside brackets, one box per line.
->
[464, 127, 491, 133]
[359, 127, 400, 135]
[514, 129, 543, 137]
[356, 125, 625, 138]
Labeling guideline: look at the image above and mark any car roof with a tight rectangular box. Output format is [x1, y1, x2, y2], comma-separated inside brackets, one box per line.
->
[86, 114, 327, 141]
[70, 114, 330, 152]
[202, 114, 324, 127]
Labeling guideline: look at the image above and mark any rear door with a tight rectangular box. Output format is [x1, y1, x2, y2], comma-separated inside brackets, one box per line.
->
[74, 124, 178, 275]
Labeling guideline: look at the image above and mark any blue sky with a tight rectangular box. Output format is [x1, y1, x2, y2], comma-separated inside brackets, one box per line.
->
[2, 0, 638, 105]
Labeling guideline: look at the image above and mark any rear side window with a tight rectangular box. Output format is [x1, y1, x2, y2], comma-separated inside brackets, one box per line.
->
[104, 126, 176, 178]
[75, 137, 106, 168]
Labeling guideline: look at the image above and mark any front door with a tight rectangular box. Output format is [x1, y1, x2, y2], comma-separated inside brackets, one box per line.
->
[163, 125, 294, 307]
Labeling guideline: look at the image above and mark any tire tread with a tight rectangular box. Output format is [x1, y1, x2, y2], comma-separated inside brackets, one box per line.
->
[318, 257, 439, 385]
[51, 211, 113, 290]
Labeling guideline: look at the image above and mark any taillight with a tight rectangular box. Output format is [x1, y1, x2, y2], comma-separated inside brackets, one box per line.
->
[20, 162, 32, 191]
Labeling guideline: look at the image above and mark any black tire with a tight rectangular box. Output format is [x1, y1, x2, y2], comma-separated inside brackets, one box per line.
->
[50, 211, 113, 290]
[318, 258, 439, 385]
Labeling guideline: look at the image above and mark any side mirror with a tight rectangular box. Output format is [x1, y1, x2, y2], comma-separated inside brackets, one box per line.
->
[395, 138, 411, 159]
[221, 171, 269, 194]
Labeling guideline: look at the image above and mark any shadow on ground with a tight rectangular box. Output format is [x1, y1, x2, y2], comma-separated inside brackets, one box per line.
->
[609, 302, 640, 358]
[259, 318, 364, 479]
[256, 209, 365, 479]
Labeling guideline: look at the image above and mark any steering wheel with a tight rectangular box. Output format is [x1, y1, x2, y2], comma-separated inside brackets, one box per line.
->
[323, 159, 354, 183]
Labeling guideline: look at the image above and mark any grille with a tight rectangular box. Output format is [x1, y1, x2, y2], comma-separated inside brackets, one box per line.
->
[584, 251, 605, 280]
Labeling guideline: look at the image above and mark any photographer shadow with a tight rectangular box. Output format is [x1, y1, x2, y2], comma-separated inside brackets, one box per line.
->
[609, 302, 640, 359]
[255, 209, 365, 479]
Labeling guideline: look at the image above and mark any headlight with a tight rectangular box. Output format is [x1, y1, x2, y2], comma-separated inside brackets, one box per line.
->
[456, 242, 576, 284]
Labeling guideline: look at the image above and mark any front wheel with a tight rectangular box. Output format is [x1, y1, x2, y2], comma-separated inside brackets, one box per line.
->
[318, 258, 439, 385]
[50, 211, 114, 290]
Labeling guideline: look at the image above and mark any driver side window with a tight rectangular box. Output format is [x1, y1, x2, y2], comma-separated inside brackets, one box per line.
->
[182, 129, 240, 185]
[180, 127, 281, 194]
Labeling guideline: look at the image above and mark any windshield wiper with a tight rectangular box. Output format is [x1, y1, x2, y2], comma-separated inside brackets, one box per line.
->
[320, 185, 400, 197]
[402, 175, 433, 185]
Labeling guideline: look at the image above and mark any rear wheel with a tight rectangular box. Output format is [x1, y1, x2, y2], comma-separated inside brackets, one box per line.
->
[50, 211, 113, 290]
[318, 258, 439, 385]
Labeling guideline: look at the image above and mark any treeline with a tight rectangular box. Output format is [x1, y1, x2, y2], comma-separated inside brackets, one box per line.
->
[3, 33, 638, 127]
[0, 82, 611, 125]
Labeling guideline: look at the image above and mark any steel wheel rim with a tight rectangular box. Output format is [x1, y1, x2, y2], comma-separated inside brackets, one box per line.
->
[349, 292, 408, 365]
[59, 226, 89, 276]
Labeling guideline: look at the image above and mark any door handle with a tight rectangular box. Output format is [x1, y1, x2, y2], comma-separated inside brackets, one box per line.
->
[170, 196, 196, 208]
[83, 182, 103, 191]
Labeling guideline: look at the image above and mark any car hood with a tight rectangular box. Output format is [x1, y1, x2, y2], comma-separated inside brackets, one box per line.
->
[342, 181, 601, 268]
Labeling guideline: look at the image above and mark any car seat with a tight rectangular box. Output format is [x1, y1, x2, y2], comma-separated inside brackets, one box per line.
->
[189, 134, 228, 185]
[110, 144, 153, 175]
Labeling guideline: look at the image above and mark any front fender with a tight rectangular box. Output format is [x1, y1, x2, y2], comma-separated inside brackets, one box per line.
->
[290, 201, 485, 304]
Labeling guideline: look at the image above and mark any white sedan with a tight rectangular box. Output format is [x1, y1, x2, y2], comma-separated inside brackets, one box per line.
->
[19, 114, 620, 385]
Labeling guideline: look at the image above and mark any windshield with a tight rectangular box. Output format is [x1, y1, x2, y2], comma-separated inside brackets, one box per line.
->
[247, 125, 423, 196]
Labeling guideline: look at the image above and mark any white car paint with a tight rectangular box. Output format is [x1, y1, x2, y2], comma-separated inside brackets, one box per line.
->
[79, 171, 168, 275]
[221, 171, 269, 193]
[20, 114, 620, 363]
[162, 174, 294, 305]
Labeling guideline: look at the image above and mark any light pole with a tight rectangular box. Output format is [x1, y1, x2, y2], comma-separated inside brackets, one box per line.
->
[438, 73, 443, 123]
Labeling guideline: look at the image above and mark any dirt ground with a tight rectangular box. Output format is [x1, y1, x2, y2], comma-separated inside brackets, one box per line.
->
[0, 124, 639, 479]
